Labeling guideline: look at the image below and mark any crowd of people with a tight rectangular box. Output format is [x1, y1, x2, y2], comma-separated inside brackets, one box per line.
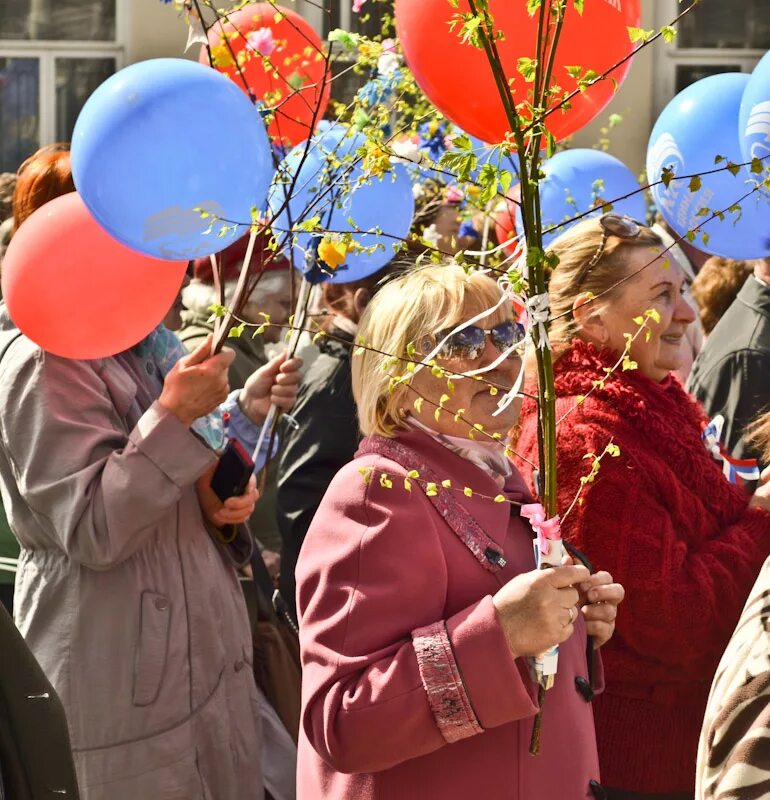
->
[0, 143, 768, 800]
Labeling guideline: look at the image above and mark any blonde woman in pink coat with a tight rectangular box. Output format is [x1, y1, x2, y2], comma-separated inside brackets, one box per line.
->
[296, 264, 624, 800]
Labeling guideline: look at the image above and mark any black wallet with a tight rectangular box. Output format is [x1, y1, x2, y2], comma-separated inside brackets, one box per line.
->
[210, 438, 255, 502]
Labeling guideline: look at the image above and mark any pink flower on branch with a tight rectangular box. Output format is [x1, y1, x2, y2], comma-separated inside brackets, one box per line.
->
[247, 27, 277, 57]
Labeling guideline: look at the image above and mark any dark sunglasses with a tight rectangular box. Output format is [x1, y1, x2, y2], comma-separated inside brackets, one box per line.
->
[427, 320, 526, 361]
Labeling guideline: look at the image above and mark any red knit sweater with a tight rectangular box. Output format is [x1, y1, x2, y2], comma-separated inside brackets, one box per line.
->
[515, 340, 770, 794]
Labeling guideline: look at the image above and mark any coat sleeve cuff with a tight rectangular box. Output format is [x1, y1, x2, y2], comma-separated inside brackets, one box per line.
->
[411, 620, 484, 744]
[446, 595, 539, 729]
[130, 401, 216, 487]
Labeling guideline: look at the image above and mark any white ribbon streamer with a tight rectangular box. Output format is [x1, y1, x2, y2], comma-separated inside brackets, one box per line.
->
[526, 292, 551, 351]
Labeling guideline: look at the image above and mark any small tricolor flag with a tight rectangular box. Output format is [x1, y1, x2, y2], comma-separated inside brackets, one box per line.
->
[702, 414, 761, 485]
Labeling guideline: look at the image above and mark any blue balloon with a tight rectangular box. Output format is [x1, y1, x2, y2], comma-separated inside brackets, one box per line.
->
[268, 127, 415, 284]
[516, 149, 646, 247]
[72, 58, 273, 261]
[740, 51, 770, 168]
[649, 72, 770, 260]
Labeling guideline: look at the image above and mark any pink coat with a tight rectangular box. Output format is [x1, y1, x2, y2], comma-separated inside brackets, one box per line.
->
[296, 427, 603, 800]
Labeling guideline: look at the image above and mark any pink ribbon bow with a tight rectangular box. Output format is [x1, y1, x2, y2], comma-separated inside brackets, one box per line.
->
[521, 503, 562, 556]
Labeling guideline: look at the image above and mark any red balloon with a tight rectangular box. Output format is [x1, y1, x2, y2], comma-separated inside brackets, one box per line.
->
[395, 0, 640, 143]
[492, 195, 520, 257]
[2, 193, 187, 360]
[201, 3, 330, 147]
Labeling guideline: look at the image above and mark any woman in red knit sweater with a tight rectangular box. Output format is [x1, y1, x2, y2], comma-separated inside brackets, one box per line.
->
[515, 215, 770, 800]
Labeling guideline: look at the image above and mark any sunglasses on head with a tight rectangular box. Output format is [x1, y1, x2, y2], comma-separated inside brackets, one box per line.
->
[427, 320, 526, 361]
[587, 213, 644, 267]
[572, 213, 644, 291]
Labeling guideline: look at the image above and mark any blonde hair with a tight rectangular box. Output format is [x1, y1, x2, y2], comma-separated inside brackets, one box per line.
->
[352, 263, 508, 438]
[547, 217, 663, 347]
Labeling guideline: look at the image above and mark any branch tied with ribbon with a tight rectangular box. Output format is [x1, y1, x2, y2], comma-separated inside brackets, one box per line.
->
[520, 503, 565, 692]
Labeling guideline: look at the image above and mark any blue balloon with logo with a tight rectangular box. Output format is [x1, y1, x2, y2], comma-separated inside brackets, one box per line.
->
[648, 72, 770, 260]
[72, 58, 273, 261]
[517, 149, 646, 247]
[740, 51, 770, 171]
[268, 126, 415, 284]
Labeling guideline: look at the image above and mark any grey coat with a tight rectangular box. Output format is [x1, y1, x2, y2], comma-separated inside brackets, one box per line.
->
[0, 311, 263, 800]
[687, 276, 770, 462]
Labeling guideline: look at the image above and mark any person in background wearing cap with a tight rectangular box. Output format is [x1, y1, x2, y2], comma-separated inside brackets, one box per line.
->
[177, 234, 292, 561]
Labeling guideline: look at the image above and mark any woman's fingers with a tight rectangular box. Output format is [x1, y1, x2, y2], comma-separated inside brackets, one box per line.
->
[587, 582, 625, 605]
[582, 602, 617, 624]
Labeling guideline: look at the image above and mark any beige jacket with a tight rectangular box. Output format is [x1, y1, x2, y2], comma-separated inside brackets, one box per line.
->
[0, 313, 263, 800]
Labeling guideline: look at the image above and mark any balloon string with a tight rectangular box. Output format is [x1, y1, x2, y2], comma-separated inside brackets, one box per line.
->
[210, 252, 221, 352]
[250, 277, 311, 465]
[212, 228, 258, 354]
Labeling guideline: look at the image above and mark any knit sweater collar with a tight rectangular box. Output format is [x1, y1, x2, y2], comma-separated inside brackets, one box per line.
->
[550, 340, 746, 506]
[554, 338, 708, 445]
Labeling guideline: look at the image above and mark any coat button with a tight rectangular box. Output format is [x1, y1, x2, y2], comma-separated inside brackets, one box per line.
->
[589, 779, 606, 799]
[154, 597, 169, 612]
[575, 676, 594, 702]
[234, 659, 245, 672]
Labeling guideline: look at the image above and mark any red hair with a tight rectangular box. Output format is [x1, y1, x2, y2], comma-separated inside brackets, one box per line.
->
[12, 148, 75, 232]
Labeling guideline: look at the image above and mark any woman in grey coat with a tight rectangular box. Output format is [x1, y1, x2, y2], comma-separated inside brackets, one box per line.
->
[0, 309, 299, 800]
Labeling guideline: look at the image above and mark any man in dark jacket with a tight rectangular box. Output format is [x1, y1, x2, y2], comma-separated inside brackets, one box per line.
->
[276, 270, 392, 620]
[0, 603, 79, 799]
[687, 257, 770, 462]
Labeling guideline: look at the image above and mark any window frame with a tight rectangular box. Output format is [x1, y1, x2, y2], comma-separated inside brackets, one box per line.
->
[653, 0, 767, 117]
[0, 0, 126, 154]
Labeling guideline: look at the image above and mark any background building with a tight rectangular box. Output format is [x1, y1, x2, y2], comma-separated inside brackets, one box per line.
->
[1, 1, 768, 174]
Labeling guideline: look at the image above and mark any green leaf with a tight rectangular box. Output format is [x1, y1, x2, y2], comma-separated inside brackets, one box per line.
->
[627, 26, 654, 43]
[328, 29, 359, 50]
[660, 25, 676, 43]
[661, 166, 674, 188]
[573, 0, 585, 14]
[751, 157, 764, 175]
[726, 161, 741, 177]
[228, 323, 245, 338]
[499, 169, 513, 196]
[565, 65, 582, 80]
[714, 154, 726, 164]
[453, 134, 473, 151]
[577, 69, 598, 92]
[526, 246, 544, 268]
[688, 175, 702, 193]
[517, 56, 537, 83]
[296, 215, 321, 232]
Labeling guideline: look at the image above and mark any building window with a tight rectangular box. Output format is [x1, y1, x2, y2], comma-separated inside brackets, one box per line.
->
[0, 0, 123, 172]
[654, 0, 770, 115]
[308, 0, 391, 106]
